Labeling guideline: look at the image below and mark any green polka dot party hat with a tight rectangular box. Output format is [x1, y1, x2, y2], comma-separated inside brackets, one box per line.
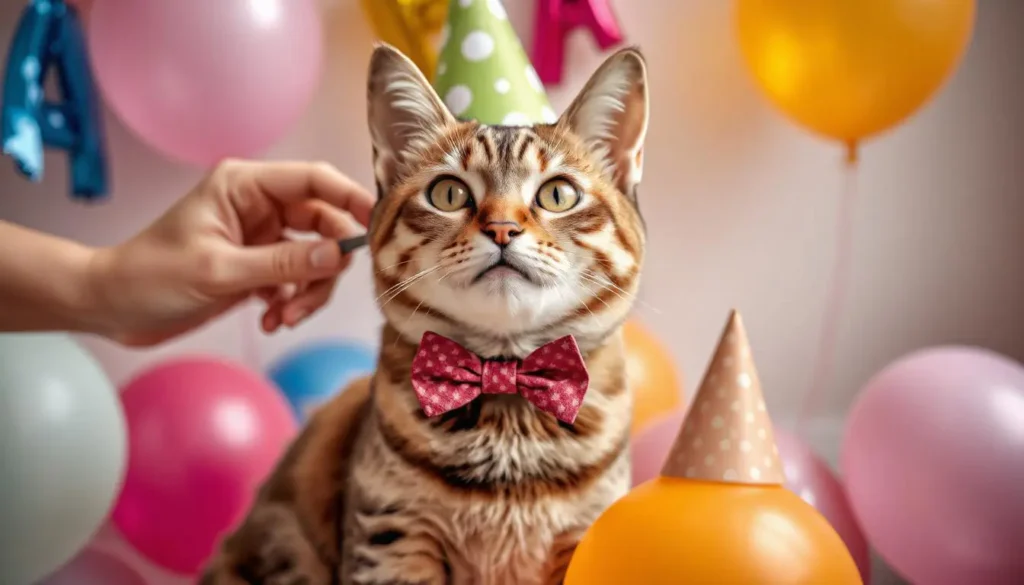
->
[434, 0, 556, 125]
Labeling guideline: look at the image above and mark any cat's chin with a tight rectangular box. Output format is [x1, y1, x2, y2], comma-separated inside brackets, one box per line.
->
[474, 265, 533, 286]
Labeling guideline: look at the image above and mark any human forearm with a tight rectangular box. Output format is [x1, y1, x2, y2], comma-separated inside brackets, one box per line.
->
[0, 220, 107, 335]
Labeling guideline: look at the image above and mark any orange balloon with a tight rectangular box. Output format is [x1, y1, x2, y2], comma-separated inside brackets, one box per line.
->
[623, 320, 684, 434]
[566, 478, 862, 585]
[736, 0, 975, 155]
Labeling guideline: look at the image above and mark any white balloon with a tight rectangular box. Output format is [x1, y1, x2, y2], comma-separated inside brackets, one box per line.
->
[0, 333, 127, 585]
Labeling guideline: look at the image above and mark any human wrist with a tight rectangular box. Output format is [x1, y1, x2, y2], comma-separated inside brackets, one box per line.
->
[57, 242, 111, 336]
[77, 245, 127, 340]
[0, 221, 116, 336]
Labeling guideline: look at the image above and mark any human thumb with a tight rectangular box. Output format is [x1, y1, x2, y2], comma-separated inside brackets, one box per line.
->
[228, 240, 343, 289]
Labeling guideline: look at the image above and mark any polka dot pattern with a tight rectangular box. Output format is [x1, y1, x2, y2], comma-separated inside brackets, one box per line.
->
[661, 310, 785, 485]
[461, 30, 495, 61]
[445, 85, 473, 116]
[433, 0, 553, 125]
[410, 332, 589, 424]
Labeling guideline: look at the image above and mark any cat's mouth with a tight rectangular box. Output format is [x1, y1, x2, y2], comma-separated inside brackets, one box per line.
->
[473, 255, 535, 285]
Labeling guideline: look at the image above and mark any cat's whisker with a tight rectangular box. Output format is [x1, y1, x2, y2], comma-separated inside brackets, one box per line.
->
[393, 297, 428, 349]
[376, 265, 440, 305]
[577, 272, 635, 310]
[577, 272, 640, 314]
[581, 269, 663, 315]
[436, 266, 459, 284]
[376, 258, 417, 275]
[388, 266, 459, 349]
[380, 267, 441, 310]
[561, 274, 604, 324]
[519, 251, 563, 274]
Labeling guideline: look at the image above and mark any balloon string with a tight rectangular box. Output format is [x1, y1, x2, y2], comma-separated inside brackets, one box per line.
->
[240, 301, 263, 370]
[797, 160, 859, 435]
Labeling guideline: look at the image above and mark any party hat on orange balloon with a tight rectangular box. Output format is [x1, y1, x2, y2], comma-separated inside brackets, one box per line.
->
[565, 310, 863, 585]
[659, 310, 783, 485]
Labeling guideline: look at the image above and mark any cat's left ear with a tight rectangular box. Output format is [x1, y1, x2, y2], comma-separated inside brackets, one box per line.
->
[559, 47, 649, 201]
[367, 44, 455, 195]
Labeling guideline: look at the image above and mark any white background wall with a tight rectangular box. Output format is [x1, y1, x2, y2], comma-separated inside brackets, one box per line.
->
[1, 1, 1021, 583]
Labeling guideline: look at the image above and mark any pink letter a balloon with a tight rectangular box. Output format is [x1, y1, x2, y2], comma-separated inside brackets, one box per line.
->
[89, 0, 323, 167]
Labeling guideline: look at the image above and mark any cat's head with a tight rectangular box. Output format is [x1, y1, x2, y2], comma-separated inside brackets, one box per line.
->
[365, 44, 649, 358]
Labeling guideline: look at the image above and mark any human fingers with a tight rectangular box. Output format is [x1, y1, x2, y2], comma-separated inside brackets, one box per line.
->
[219, 159, 375, 228]
[220, 201, 363, 291]
[279, 276, 340, 327]
[281, 198, 366, 239]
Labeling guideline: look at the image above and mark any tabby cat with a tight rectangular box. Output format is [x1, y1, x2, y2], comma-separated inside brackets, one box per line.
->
[201, 43, 650, 585]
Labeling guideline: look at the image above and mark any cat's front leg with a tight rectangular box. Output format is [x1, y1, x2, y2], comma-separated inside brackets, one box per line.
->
[341, 507, 451, 585]
[542, 529, 587, 585]
[200, 502, 334, 585]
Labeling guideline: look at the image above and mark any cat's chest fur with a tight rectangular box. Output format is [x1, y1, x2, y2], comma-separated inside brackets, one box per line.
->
[342, 371, 632, 585]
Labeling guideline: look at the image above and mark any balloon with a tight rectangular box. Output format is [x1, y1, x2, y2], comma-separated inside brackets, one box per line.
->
[735, 0, 976, 157]
[112, 357, 297, 575]
[531, 0, 624, 85]
[1, 0, 108, 199]
[629, 409, 684, 486]
[268, 339, 377, 421]
[841, 346, 1024, 585]
[628, 413, 871, 584]
[88, 0, 323, 167]
[38, 547, 145, 585]
[774, 428, 870, 584]
[0, 333, 126, 585]
[566, 479, 862, 584]
[360, 0, 447, 79]
[623, 320, 684, 434]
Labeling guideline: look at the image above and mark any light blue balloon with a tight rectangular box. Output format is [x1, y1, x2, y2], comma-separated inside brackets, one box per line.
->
[268, 340, 377, 421]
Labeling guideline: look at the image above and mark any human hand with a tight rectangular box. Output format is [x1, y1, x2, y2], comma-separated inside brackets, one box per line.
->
[87, 159, 374, 347]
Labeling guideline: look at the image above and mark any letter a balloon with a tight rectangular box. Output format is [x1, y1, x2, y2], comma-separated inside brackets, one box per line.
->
[735, 0, 975, 158]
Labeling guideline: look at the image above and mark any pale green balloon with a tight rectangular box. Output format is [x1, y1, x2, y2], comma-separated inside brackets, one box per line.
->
[0, 333, 126, 585]
[434, 0, 556, 125]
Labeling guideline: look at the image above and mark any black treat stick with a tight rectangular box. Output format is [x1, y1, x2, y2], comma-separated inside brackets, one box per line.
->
[338, 234, 368, 254]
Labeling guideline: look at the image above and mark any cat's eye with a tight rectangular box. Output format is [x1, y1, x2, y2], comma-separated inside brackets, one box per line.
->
[427, 178, 471, 212]
[535, 179, 580, 212]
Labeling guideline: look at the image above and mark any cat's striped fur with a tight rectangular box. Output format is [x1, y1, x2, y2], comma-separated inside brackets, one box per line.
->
[201, 43, 650, 585]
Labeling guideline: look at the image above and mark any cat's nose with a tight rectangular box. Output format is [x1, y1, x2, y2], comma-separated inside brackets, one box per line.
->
[482, 221, 523, 246]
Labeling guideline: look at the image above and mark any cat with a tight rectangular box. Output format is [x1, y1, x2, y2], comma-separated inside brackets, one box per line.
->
[200, 42, 650, 585]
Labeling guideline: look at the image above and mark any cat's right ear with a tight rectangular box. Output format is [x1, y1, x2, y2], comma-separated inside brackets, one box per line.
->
[367, 44, 454, 195]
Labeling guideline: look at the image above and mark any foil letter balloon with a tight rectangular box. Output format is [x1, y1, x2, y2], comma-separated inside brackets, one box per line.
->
[566, 310, 863, 585]
[360, 0, 448, 79]
[1, 0, 108, 200]
[531, 0, 624, 85]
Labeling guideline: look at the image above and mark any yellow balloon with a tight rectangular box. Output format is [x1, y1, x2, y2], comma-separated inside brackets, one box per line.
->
[736, 0, 976, 156]
[360, 0, 448, 78]
[566, 478, 862, 585]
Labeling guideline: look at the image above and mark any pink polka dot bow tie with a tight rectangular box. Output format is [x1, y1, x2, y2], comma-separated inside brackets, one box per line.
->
[410, 332, 590, 424]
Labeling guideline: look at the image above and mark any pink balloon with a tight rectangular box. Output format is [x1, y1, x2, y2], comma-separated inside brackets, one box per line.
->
[842, 347, 1024, 585]
[39, 547, 145, 585]
[88, 0, 323, 167]
[631, 410, 685, 486]
[774, 428, 871, 584]
[112, 357, 297, 575]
